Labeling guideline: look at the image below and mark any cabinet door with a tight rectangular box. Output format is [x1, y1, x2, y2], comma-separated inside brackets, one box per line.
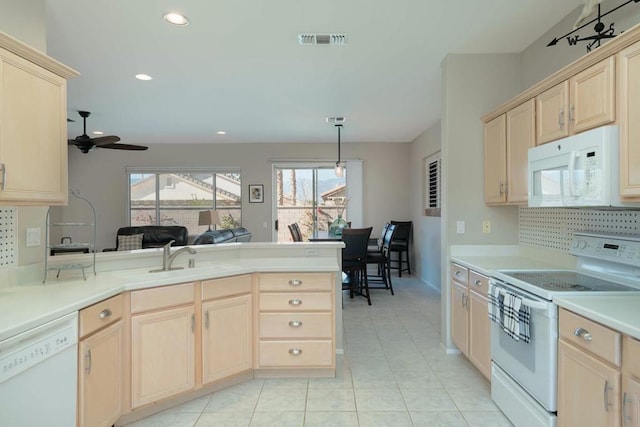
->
[131, 305, 195, 408]
[570, 56, 615, 134]
[202, 294, 252, 384]
[484, 114, 507, 204]
[468, 291, 490, 380]
[618, 41, 640, 198]
[623, 376, 640, 427]
[558, 340, 620, 427]
[78, 321, 123, 427]
[0, 47, 68, 205]
[536, 81, 569, 144]
[506, 99, 535, 204]
[451, 281, 468, 355]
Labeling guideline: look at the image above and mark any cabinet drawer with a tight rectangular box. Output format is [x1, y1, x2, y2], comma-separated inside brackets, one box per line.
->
[131, 282, 195, 314]
[259, 313, 332, 339]
[79, 294, 124, 338]
[259, 273, 333, 292]
[469, 271, 489, 298]
[202, 274, 252, 300]
[559, 308, 621, 366]
[259, 293, 332, 311]
[258, 340, 333, 367]
[624, 336, 640, 378]
[450, 263, 468, 285]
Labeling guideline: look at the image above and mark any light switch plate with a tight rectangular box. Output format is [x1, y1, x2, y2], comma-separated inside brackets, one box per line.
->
[456, 221, 465, 234]
[26, 227, 41, 247]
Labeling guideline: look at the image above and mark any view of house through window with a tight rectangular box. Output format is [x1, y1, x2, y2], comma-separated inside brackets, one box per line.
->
[274, 166, 347, 242]
[128, 169, 242, 237]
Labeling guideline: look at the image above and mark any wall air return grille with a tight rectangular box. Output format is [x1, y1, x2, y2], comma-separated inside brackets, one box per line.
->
[298, 34, 348, 45]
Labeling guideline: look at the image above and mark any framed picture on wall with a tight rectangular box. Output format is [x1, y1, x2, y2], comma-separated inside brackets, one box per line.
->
[249, 184, 264, 203]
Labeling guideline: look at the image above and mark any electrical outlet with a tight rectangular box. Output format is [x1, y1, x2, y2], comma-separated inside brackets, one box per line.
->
[456, 221, 465, 234]
[26, 227, 41, 247]
[483, 220, 491, 234]
[305, 248, 319, 256]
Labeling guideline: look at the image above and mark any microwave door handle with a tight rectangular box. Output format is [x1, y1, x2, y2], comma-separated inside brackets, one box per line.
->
[568, 151, 580, 196]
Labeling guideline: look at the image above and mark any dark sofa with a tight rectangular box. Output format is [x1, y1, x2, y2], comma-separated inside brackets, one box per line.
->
[104, 225, 190, 251]
[193, 227, 252, 245]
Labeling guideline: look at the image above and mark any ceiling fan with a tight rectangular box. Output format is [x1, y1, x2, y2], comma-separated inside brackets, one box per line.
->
[68, 111, 148, 153]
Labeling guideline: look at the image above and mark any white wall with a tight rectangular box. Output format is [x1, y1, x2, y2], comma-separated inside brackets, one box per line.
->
[440, 53, 522, 349]
[409, 122, 441, 291]
[60, 141, 411, 251]
[0, 0, 46, 52]
[522, 0, 640, 89]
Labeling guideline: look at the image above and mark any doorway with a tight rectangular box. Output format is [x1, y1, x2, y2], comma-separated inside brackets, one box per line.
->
[274, 165, 347, 242]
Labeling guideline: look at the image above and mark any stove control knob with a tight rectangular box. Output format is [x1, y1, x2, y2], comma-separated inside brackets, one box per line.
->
[573, 239, 587, 250]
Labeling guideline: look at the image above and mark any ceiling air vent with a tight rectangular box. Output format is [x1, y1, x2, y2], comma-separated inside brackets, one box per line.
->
[298, 34, 348, 46]
[326, 117, 346, 124]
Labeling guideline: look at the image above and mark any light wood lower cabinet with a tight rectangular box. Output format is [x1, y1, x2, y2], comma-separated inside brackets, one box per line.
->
[450, 280, 469, 355]
[257, 272, 335, 370]
[202, 294, 253, 384]
[78, 320, 123, 427]
[130, 283, 196, 408]
[623, 376, 640, 426]
[468, 290, 490, 379]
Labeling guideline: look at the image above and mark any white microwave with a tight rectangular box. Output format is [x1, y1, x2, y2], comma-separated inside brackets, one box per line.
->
[528, 126, 639, 208]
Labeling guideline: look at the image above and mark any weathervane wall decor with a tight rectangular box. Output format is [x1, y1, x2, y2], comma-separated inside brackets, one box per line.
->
[548, 0, 640, 52]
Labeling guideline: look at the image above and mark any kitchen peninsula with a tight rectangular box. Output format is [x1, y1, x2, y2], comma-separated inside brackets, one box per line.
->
[0, 241, 343, 426]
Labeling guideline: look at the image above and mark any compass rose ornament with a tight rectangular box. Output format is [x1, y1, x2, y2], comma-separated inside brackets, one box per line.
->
[548, 0, 640, 52]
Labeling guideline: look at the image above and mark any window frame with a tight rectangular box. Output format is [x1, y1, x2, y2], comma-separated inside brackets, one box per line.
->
[424, 152, 441, 217]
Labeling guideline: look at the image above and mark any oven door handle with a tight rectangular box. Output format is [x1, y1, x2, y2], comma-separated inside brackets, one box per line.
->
[496, 288, 549, 311]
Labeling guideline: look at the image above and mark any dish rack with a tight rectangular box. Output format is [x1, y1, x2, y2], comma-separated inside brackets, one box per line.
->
[43, 190, 96, 282]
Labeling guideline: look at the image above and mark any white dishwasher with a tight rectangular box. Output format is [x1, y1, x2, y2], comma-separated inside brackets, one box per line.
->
[0, 312, 78, 427]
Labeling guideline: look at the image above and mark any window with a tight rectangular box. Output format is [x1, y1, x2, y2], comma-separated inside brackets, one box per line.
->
[424, 152, 441, 217]
[127, 168, 242, 236]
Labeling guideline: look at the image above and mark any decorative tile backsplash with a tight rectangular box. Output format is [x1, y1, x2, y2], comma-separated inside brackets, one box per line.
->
[519, 207, 640, 252]
[0, 207, 16, 268]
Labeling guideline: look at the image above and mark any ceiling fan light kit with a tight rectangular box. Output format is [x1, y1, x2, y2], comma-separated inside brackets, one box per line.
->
[68, 110, 148, 153]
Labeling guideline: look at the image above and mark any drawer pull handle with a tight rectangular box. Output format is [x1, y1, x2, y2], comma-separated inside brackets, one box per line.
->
[288, 320, 303, 328]
[288, 279, 303, 286]
[454, 270, 461, 277]
[288, 299, 303, 306]
[474, 280, 482, 286]
[99, 309, 112, 319]
[289, 348, 303, 356]
[574, 327, 592, 341]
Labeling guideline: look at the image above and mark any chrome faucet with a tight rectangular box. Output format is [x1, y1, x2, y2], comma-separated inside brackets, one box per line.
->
[153, 240, 197, 272]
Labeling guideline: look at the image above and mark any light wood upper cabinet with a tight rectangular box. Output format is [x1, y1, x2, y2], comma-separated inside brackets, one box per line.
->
[484, 115, 507, 204]
[484, 99, 534, 205]
[0, 33, 78, 205]
[537, 57, 615, 145]
[618, 40, 640, 199]
[506, 99, 536, 204]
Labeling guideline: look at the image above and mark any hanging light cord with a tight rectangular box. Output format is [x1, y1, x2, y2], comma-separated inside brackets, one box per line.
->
[336, 124, 342, 167]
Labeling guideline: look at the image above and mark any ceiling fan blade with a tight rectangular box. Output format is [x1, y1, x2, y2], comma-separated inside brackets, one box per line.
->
[91, 135, 121, 145]
[98, 143, 148, 151]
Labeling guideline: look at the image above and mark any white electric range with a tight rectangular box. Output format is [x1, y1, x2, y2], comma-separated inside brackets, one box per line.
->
[489, 232, 640, 427]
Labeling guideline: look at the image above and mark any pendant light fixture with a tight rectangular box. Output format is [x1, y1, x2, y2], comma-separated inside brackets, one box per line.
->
[335, 124, 344, 177]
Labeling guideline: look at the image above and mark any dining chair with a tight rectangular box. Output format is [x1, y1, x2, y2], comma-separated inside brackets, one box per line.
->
[288, 223, 303, 242]
[389, 220, 413, 277]
[366, 223, 396, 295]
[341, 227, 373, 305]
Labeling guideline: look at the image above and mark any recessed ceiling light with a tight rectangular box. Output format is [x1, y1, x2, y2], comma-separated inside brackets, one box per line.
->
[217, 131, 227, 135]
[163, 13, 189, 26]
[135, 74, 153, 81]
[92, 131, 104, 135]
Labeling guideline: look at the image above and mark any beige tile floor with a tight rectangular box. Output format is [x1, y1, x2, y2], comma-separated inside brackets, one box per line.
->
[125, 275, 512, 426]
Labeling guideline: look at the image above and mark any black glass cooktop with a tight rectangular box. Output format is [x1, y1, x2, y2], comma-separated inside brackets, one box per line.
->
[503, 271, 639, 292]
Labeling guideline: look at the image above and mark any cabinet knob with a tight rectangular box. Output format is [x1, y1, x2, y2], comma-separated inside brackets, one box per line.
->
[574, 327, 592, 341]
[474, 280, 482, 286]
[288, 279, 303, 286]
[288, 299, 303, 306]
[289, 348, 303, 356]
[99, 309, 112, 319]
[288, 320, 303, 328]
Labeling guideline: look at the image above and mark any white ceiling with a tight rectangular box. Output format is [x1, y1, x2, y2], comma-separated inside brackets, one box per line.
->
[45, 0, 580, 145]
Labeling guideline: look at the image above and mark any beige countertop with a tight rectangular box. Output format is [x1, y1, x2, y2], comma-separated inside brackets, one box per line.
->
[0, 243, 341, 342]
[450, 255, 571, 277]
